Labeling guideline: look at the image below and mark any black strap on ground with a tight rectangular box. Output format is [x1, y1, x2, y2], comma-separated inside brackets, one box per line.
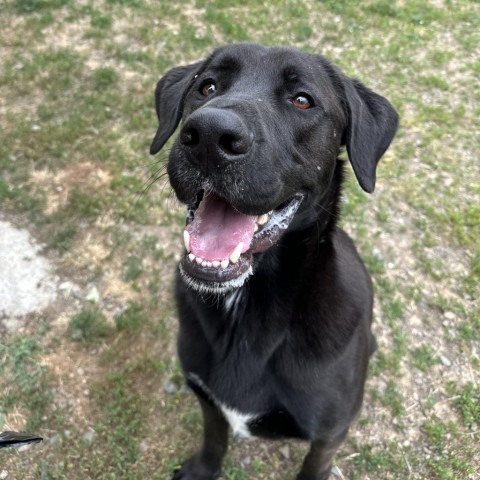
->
[0, 431, 43, 449]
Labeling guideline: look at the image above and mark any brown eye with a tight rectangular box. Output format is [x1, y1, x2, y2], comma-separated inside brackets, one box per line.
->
[292, 94, 312, 109]
[201, 82, 216, 97]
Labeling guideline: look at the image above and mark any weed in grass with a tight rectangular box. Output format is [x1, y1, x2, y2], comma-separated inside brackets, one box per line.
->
[68, 309, 111, 342]
[448, 382, 480, 429]
[349, 442, 406, 478]
[295, 21, 313, 42]
[122, 255, 144, 282]
[0, 181, 46, 217]
[223, 464, 248, 480]
[90, 10, 112, 29]
[115, 301, 145, 332]
[382, 298, 405, 325]
[204, 8, 250, 41]
[93, 371, 143, 468]
[65, 186, 104, 219]
[0, 335, 52, 431]
[422, 418, 476, 479]
[362, 250, 386, 276]
[49, 221, 78, 253]
[93, 67, 119, 90]
[458, 311, 480, 343]
[372, 380, 405, 417]
[410, 344, 441, 372]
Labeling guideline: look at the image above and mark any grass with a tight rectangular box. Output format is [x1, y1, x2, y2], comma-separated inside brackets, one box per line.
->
[0, 0, 479, 479]
[68, 309, 111, 342]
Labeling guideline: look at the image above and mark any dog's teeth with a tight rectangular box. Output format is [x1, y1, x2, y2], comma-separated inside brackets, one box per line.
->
[220, 259, 229, 269]
[183, 230, 191, 252]
[212, 260, 220, 268]
[268, 210, 273, 216]
[188, 253, 195, 262]
[257, 214, 269, 225]
[196, 257, 203, 265]
[206, 261, 212, 267]
[254, 224, 259, 233]
[202, 261, 208, 267]
[229, 242, 243, 264]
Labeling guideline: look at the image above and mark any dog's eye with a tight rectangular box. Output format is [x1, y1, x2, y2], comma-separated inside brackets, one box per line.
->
[201, 82, 217, 97]
[292, 94, 312, 110]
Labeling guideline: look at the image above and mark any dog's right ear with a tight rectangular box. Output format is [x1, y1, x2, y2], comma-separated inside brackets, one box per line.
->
[150, 61, 203, 155]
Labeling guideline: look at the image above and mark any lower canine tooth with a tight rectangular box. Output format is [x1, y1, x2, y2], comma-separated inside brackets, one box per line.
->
[220, 259, 229, 269]
[188, 253, 195, 262]
[229, 242, 243, 264]
[183, 230, 191, 252]
[257, 214, 269, 225]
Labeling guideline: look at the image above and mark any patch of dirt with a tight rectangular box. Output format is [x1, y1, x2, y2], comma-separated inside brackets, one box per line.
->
[30, 161, 112, 215]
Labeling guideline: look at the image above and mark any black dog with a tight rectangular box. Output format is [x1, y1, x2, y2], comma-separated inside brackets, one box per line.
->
[150, 43, 398, 480]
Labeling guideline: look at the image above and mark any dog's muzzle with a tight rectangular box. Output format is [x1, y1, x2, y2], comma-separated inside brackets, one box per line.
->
[179, 191, 304, 294]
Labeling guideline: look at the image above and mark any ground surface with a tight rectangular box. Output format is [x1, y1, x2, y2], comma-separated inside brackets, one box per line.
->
[0, 1, 479, 479]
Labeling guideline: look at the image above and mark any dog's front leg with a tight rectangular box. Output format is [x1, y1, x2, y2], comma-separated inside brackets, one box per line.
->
[296, 430, 348, 480]
[172, 396, 229, 480]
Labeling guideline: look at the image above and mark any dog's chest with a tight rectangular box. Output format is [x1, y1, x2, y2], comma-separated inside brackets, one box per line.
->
[187, 371, 305, 440]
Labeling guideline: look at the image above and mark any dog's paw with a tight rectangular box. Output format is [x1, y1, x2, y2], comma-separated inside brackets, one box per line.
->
[170, 458, 220, 480]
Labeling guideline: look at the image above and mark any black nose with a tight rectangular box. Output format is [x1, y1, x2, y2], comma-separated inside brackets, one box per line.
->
[179, 108, 253, 170]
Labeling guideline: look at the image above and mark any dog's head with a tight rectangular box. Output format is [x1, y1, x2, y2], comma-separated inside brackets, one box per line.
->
[150, 43, 398, 294]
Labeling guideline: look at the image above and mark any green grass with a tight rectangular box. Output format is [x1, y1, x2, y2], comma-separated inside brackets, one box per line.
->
[68, 309, 111, 342]
[0, 0, 479, 479]
[0, 335, 52, 431]
[115, 301, 145, 332]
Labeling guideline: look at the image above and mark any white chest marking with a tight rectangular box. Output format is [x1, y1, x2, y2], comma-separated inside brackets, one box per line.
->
[187, 372, 258, 439]
[219, 402, 257, 439]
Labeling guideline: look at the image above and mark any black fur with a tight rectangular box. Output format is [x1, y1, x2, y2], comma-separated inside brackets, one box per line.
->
[150, 43, 398, 480]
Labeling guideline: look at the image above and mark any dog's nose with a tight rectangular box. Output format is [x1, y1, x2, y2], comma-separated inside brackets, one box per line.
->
[179, 108, 253, 169]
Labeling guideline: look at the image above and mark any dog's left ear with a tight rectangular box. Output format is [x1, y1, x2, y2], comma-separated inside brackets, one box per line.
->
[150, 61, 203, 155]
[341, 77, 399, 193]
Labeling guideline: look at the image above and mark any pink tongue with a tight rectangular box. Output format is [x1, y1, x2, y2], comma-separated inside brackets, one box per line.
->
[186, 194, 257, 261]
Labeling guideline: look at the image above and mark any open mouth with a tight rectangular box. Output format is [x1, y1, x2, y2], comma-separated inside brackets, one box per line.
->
[179, 191, 303, 293]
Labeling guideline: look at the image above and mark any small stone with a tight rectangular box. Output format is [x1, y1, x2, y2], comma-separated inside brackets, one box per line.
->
[77, 368, 85, 376]
[0, 470, 8, 479]
[82, 429, 96, 444]
[164, 381, 177, 394]
[59, 281, 74, 292]
[86, 286, 100, 303]
[444, 311, 456, 321]
[241, 456, 252, 465]
[279, 445, 290, 459]
[440, 355, 451, 367]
